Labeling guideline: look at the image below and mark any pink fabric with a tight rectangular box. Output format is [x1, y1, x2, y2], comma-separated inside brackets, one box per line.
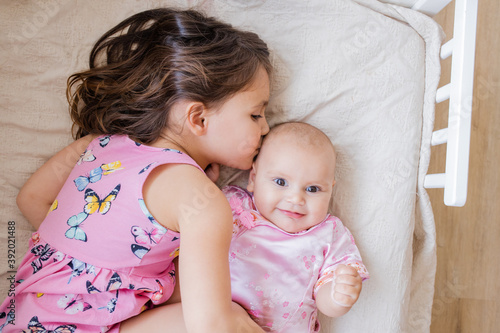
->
[225, 186, 369, 332]
[0, 135, 201, 332]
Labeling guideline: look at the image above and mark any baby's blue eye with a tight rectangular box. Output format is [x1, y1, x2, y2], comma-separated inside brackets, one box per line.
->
[306, 186, 320, 193]
[274, 178, 287, 186]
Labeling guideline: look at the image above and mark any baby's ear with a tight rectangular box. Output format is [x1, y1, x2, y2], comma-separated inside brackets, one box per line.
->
[246, 164, 257, 192]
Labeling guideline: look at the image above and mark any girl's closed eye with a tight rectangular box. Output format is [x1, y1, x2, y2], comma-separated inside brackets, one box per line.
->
[273, 178, 287, 186]
[251, 114, 263, 120]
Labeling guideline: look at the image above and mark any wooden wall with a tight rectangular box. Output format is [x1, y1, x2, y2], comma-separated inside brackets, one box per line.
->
[430, 1, 500, 332]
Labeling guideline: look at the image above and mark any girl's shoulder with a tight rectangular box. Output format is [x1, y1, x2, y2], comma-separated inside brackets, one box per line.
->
[143, 162, 230, 232]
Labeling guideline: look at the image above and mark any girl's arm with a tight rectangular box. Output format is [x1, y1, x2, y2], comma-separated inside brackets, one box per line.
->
[16, 135, 95, 229]
[315, 265, 363, 317]
[134, 163, 265, 333]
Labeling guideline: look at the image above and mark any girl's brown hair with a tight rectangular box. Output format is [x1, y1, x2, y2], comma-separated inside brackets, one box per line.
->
[68, 8, 272, 144]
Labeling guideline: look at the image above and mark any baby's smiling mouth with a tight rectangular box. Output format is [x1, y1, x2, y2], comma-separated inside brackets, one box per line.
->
[278, 209, 305, 219]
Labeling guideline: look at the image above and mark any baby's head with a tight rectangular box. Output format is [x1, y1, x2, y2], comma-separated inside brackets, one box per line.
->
[247, 122, 336, 233]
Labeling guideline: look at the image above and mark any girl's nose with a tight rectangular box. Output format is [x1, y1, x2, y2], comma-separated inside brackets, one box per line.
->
[261, 117, 270, 136]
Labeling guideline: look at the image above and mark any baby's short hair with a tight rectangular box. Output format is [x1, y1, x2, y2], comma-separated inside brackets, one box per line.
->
[262, 122, 335, 155]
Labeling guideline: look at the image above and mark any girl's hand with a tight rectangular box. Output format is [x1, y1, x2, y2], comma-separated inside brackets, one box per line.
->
[331, 264, 363, 308]
[205, 163, 220, 183]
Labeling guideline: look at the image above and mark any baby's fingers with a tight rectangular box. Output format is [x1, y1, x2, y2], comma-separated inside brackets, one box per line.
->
[332, 282, 360, 307]
[335, 264, 359, 277]
[336, 271, 362, 287]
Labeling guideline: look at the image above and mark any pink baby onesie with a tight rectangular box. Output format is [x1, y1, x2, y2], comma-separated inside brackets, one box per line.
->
[0, 135, 202, 332]
[224, 186, 369, 333]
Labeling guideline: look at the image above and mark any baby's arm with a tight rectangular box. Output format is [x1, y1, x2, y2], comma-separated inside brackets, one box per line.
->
[16, 135, 95, 229]
[315, 264, 363, 317]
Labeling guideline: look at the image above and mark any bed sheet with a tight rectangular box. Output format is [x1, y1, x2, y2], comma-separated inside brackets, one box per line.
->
[0, 0, 443, 332]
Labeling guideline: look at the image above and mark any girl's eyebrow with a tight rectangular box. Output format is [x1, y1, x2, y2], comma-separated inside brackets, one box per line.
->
[255, 100, 268, 108]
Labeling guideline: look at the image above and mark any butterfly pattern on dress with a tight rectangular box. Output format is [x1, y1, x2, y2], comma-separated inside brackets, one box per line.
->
[130, 199, 169, 259]
[137, 279, 164, 304]
[138, 162, 156, 175]
[47, 199, 58, 215]
[77, 149, 96, 165]
[57, 294, 92, 315]
[65, 212, 88, 242]
[84, 184, 121, 215]
[67, 258, 96, 284]
[85, 272, 122, 313]
[74, 161, 123, 191]
[131, 226, 165, 245]
[30, 244, 56, 274]
[99, 135, 111, 147]
[24, 316, 77, 333]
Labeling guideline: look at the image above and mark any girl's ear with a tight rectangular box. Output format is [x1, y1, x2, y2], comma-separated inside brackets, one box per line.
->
[247, 164, 257, 192]
[185, 102, 208, 136]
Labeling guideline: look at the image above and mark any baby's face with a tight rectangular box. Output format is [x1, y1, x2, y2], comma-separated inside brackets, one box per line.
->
[247, 136, 336, 233]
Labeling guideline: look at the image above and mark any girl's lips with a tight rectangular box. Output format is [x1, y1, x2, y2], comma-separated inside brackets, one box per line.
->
[279, 209, 305, 219]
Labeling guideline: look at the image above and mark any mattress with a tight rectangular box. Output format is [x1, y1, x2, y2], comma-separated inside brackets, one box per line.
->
[0, 0, 443, 331]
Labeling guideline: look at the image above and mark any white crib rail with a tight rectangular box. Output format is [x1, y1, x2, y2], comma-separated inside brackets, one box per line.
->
[413, 0, 478, 207]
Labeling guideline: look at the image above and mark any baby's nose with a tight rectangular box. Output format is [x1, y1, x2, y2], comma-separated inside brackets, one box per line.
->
[287, 190, 305, 205]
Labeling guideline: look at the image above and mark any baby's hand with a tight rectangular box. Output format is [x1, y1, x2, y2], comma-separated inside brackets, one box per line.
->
[331, 264, 362, 308]
[205, 163, 220, 183]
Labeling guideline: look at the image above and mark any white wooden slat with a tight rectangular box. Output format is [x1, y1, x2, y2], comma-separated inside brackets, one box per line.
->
[424, 173, 446, 189]
[412, 0, 452, 16]
[431, 128, 449, 146]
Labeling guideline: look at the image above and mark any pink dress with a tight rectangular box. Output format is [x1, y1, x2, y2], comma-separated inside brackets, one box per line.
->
[224, 186, 369, 333]
[0, 135, 202, 332]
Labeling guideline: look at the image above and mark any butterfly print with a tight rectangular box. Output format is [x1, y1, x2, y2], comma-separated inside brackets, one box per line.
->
[98, 297, 117, 313]
[162, 148, 182, 154]
[84, 184, 121, 215]
[138, 163, 156, 175]
[86, 281, 101, 294]
[131, 244, 150, 259]
[138, 279, 164, 304]
[99, 136, 111, 147]
[131, 226, 165, 245]
[57, 294, 92, 315]
[74, 167, 103, 191]
[25, 316, 76, 333]
[106, 272, 122, 292]
[65, 212, 88, 242]
[77, 149, 96, 164]
[74, 161, 123, 191]
[48, 199, 58, 214]
[0, 311, 14, 331]
[100, 161, 124, 175]
[67, 258, 95, 284]
[30, 244, 56, 274]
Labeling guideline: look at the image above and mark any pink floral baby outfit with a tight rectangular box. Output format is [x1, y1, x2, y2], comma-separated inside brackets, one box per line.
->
[0, 135, 202, 332]
[224, 186, 369, 333]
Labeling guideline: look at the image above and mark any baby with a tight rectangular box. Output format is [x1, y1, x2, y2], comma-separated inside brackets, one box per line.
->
[224, 122, 369, 332]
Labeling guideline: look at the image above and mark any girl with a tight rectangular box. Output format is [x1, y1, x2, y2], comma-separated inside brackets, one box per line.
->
[0, 8, 270, 333]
